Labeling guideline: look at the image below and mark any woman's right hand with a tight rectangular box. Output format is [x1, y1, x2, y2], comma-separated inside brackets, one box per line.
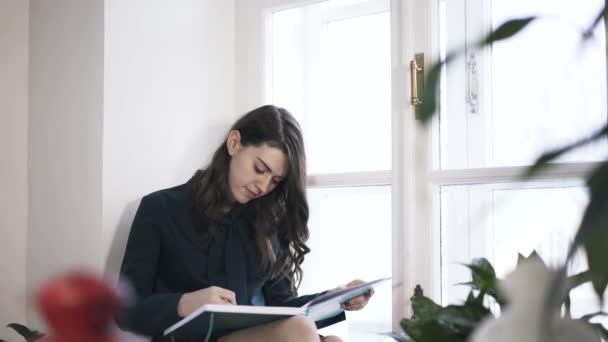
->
[177, 286, 237, 317]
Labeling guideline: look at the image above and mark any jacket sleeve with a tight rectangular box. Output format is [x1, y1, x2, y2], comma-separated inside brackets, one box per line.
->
[116, 195, 183, 337]
[262, 272, 346, 329]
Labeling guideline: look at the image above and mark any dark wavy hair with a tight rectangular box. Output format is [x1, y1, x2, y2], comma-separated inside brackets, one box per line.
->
[190, 105, 310, 288]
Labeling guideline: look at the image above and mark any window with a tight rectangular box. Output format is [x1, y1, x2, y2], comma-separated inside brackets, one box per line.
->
[270, 1, 393, 340]
[439, 0, 607, 170]
[235, 0, 607, 337]
[437, 0, 607, 325]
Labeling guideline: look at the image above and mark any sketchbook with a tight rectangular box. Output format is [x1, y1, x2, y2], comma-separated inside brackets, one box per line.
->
[163, 276, 391, 339]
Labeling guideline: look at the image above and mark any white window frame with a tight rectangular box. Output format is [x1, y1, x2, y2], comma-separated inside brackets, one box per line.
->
[412, 0, 608, 310]
[235, 0, 410, 332]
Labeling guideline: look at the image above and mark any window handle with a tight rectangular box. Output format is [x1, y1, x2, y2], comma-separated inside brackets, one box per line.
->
[410, 53, 425, 119]
[466, 53, 479, 114]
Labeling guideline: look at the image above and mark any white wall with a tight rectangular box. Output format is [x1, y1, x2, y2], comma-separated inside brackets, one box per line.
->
[102, 0, 236, 276]
[0, 0, 29, 339]
[235, 0, 268, 113]
[28, 0, 105, 326]
[2, 0, 236, 332]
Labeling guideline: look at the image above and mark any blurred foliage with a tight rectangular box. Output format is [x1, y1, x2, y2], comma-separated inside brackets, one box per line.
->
[5, 323, 45, 341]
[392, 253, 607, 341]
[399, 258, 497, 342]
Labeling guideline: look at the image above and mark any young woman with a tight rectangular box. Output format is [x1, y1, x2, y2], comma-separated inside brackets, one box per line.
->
[118, 105, 374, 342]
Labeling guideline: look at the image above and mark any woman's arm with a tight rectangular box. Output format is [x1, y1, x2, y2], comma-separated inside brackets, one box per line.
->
[116, 195, 183, 337]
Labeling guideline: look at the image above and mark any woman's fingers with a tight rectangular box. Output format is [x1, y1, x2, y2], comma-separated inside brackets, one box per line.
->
[347, 279, 365, 287]
[341, 302, 363, 311]
[335, 279, 377, 311]
[341, 297, 364, 310]
[219, 289, 237, 305]
[211, 286, 236, 305]
[340, 288, 375, 311]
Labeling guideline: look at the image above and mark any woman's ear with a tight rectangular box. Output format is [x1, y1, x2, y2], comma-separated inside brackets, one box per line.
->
[226, 130, 242, 156]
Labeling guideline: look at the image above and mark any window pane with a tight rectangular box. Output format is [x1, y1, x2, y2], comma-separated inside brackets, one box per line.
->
[272, 2, 392, 174]
[491, 0, 607, 167]
[439, 0, 608, 169]
[302, 186, 392, 341]
[440, 181, 607, 325]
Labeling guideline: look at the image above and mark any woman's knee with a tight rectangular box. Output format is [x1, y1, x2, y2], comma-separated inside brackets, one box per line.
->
[218, 315, 319, 342]
[281, 316, 319, 341]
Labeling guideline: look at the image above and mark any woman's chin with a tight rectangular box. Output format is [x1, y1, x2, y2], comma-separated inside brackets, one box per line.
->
[235, 193, 252, 204]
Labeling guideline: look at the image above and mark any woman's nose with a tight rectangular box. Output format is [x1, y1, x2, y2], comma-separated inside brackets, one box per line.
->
[257, 175, 273, 194]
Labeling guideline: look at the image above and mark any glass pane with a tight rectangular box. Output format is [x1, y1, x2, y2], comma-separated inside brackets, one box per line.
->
[491, 0, 608, 167]
[303, 186, 392, 341]
[272, 2, 392, 174]
[440, 181, 607, 325]
[439, 0, 608, 169]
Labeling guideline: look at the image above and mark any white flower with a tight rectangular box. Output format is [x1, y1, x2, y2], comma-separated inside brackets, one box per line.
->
[469, 260, 598, 342]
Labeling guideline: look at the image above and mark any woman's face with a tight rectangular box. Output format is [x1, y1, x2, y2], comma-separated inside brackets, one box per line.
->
[226, 130, 287, 204]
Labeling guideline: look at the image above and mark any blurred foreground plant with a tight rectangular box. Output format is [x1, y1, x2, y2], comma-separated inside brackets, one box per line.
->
[387, 253, 607, 342]
[4, 270, 124, 342]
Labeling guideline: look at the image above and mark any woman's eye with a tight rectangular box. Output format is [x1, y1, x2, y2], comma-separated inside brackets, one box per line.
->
[254, 166, 264, 174]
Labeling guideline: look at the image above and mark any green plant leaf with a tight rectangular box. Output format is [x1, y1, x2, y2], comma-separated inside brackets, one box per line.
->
[525, 124, 608, 177]
[5, 323, 45, 341]
[464, 290, 476, 304]
[572, 160, 608, 298]
[455, 281, 474, 287]
[482, 17, 537, 45]
[410, 292, 442, 321]
[588, 323, 608, 340]
[582, 6, 607, 40]
[467, 289, 487, 308]
[418, 17, 537, 126]
[404, 286, 468, 341]
[564, 294, 572, 318]
[435, 303, 493, 334]
[403, 287, 494, 342]
[401, 318, 466, 342]
[465, 258, 496, 292]
[577, 318, 608, 341]
[381, 331, 415, 342]
[416, 60, 442, 125]
[464, 259, 496, 293]
[567, 270, 592, 292]
[579, 311, 607, 322]
[417, 52, 458, 125]
[462, 258, 507, 306]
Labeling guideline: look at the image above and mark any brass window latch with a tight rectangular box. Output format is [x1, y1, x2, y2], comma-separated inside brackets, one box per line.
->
[410, 53, 425, 119]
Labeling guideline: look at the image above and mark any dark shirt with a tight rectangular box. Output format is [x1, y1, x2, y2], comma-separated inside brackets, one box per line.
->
[117, 181, 344, 338]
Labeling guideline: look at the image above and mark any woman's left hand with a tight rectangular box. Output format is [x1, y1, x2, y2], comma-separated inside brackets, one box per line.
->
[334, 279, 375, 311]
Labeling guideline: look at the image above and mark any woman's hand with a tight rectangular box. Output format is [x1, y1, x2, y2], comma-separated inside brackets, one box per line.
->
[177, 286, 236, 317]
[334, 279, 375, 311]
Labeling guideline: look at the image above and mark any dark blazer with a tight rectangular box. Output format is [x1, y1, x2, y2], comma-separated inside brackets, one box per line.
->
[117, 180, 344, 338]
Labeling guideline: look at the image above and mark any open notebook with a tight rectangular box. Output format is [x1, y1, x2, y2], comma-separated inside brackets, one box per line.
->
[164, 277, 391, 339]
